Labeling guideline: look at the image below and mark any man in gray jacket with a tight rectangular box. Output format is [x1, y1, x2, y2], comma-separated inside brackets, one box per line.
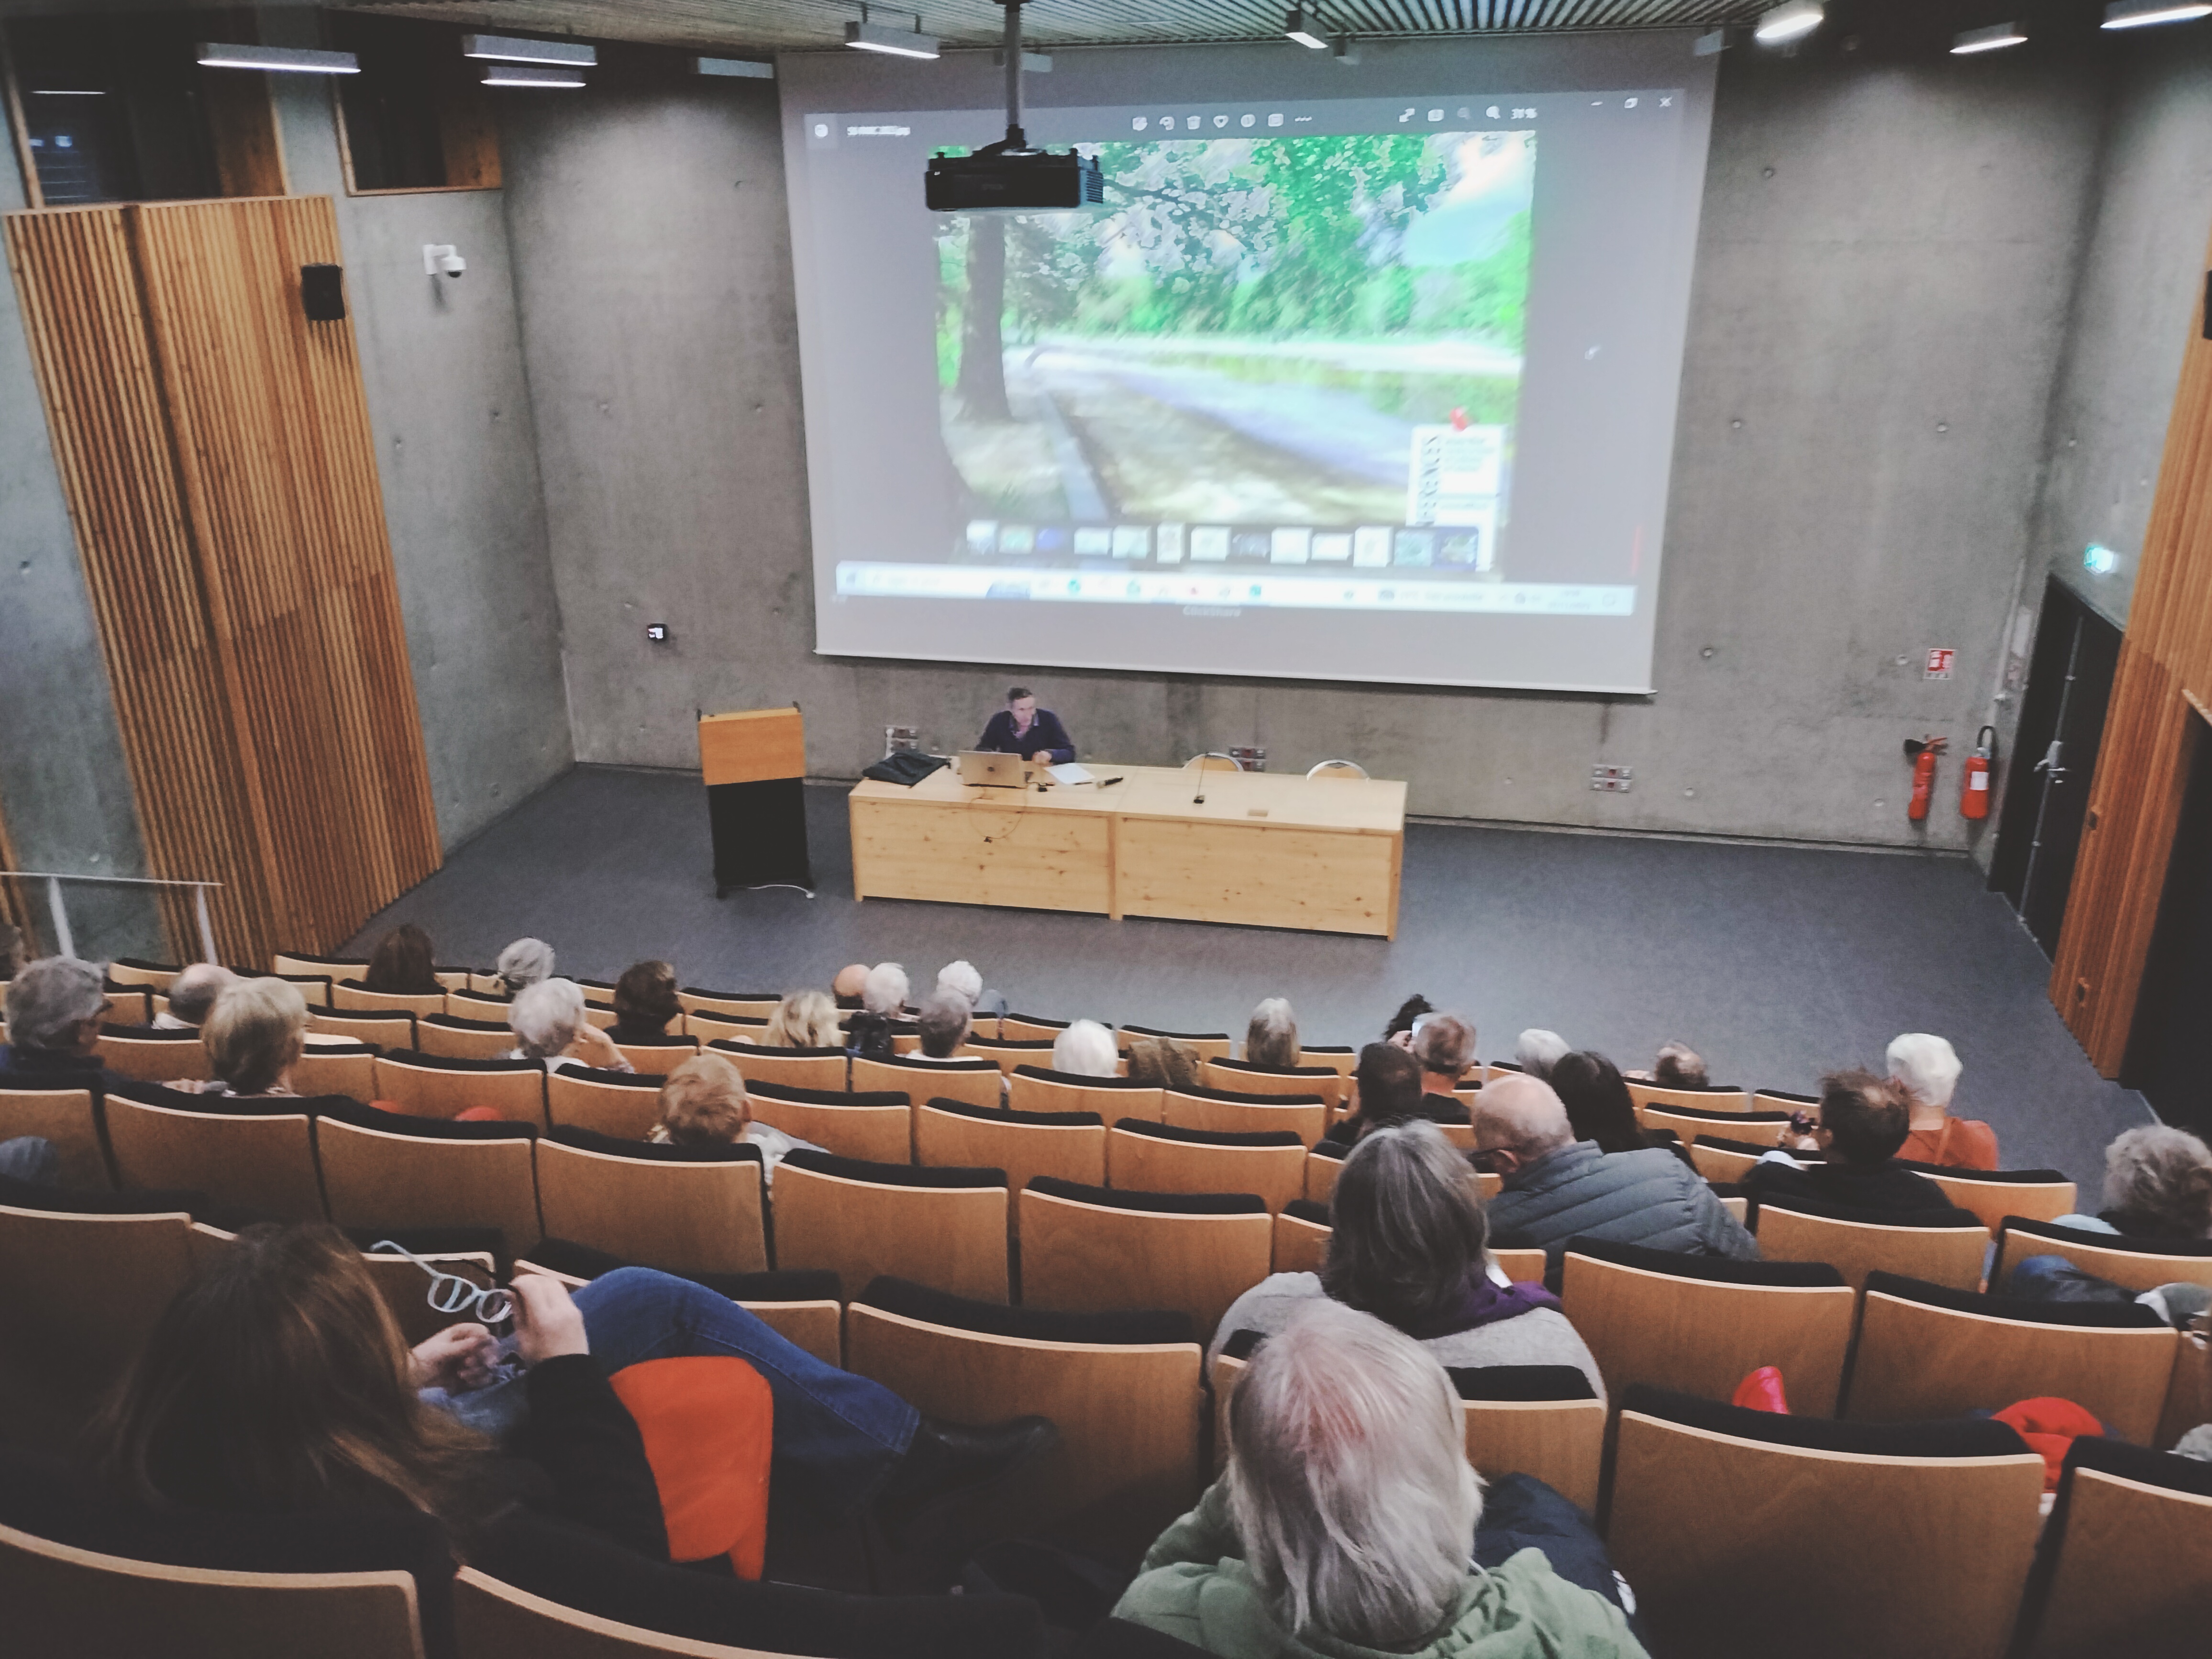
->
[1474, 1074, 1759, 1275]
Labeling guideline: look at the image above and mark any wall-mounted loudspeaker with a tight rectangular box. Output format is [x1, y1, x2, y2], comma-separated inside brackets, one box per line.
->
[301, 264, 346, 322]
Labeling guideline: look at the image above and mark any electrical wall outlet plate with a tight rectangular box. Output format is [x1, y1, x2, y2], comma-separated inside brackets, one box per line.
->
[1592, 764, 1634, 793]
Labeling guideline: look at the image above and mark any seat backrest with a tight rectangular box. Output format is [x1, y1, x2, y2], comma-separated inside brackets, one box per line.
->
[0, 1200, 200, 1384]
[1293, 1047, 1358, 1082]
[1492, 1247, 1547, 1283]
[2020, 1440, 2212, 1659]
[853, 1055, 1002, 1114]
[291, 1044, 376, 1099]
[609, 1035, 701, 1074]
[104, 958, 179, 992]
[772, 1152, 1008, 1302]
[1606, 1390, 2045, 1659]
[1844, 1274, 2180, 1445]
[1018, 1179, 1273, 1344]
[1753, 1202, 1990, 1294]
[1752, 1087, 1818, 1115]
[1559, 1243, 1857, 1417]
[1164, 1086, 1329, 1148]
[1199, 1060, 1343, 1112]
[1900, 1165, 2079, 1231]
[1992, 1218, 2212, 1294]
[359, 1245, 501, 1348]
[676, 989, 783, 1020]
[95, 1028, 211, 1084]
[443, 989, 511, 1019]
[309, 1006, 418, 1050]
[1641, 1106, 1791, 1149]
[1107, 1120, 1304, 1213]
[1009, 1067, 1164, 1122]
[534, 1134, 766, 1277]
[1271, 1204, 1330, 1275]
[1303, 1145, 1344, 1204]
[452, 1564, 785, 1658]
[332, 983, 449, 1017]
[1625, 1080, 1750, 1117]
[914, 1100, 1106, 1197]
[960, 1036, 1060, 1076]
[372, 1054, 546, 1123]
[105, 1093, 323, 1221]
[0, 1520, 424, 1659]
[314, 1113, 541, 1253]
[0, 1085, 111, 1189]
[845, 1278, 1202, 1563]
[681, 1010, 769, 1044]
[999, 1013, 1072, 1042]
[706, 1041, 847, 1094]
[274, 951, 368, 982]
[1685, 1137, 1769, 1185]
[415, 1015, 520, 1062]
[545, 1068, 665, 1141]
[740, 1082, 911, 1164]
[1116, 1026, 1234, 1063]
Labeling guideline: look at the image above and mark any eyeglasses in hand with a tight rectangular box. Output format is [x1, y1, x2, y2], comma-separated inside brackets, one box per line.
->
[369, 1239, 513, 1325]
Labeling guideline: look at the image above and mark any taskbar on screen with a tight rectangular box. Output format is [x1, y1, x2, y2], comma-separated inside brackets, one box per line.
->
[833, 563, 1635, 617]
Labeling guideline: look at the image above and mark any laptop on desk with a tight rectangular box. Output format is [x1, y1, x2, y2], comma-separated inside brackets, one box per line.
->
[956, 750, 1026, 788]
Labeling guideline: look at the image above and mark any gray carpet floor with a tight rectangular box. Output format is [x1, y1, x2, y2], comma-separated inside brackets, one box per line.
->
[347, 764, 2153, 1190]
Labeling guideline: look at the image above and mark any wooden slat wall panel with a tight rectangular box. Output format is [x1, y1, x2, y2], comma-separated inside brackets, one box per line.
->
[3, 197, 439, 967]
[2049, 221, 2212, 1073]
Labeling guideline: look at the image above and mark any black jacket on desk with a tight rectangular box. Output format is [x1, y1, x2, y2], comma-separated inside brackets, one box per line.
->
[1742, 1155, 1953, 1214]
[976, 708, 1075, 765]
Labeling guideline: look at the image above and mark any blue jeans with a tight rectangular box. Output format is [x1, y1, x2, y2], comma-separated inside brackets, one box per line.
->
[0, 1136, 59, 1186]
[575, 1268, 919, 1522]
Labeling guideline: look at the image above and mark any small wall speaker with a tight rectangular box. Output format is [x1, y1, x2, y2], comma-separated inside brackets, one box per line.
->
[301, 264, 346, 322]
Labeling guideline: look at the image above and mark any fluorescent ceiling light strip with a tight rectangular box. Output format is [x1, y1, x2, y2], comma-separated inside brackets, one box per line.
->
[844, 19, 940, 58]
[483, 65, 586, 87]
[1285, 8, 1329, 47]
[2101, 0, 2212, 24]
[462, 33, 596, 66]
[196, 43, 359, 74]
[1753, 0, 1823, 43]
[697, 55, 774, 78]
[31, 88, 105, 95]
[1951, 22, 2026, 50]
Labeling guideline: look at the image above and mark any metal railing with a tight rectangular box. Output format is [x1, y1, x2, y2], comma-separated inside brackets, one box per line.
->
[1, 871, 221, 964]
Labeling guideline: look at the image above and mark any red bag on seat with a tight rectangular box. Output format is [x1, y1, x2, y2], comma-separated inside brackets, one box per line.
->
[609, 1356, 773, 1579]
[1992, 1396, 2103, 1492]
[1731, 1365, 1790, 1414]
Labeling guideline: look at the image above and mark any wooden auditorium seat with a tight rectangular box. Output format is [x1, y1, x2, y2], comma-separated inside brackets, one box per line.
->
[272, 951, 368, 984]
[999, 1012, 1073, 1042]
[544, 1066, 665, 1141]
[1991, 1217, 2212, 1294]
[103, 1083, 324, 1221]
[1304, 1139, 1346, 1203]
[1842, 1272, 2180, 1445]
[1558, 1238, 1857, 1417]
[532, 1126, 768, 1277]
[1117, 1024, 1234, 1063]
[1163, 1084, 1329, 1148]
[290, 1042, 376, 1100]
[1294, 1045, 1357, 1084]
[1018, 1177, 1272, 1345]
[959, 1035, 1060, 1075]
[371, 1052, 546, 1123]
[852, 1053, 1003, 1113]
[308, 1005, 418, 1051]
[331, 983, 448, 1018]
[313, 1103, 542, 1258]
[1008, 1065, 1164, 1122]
[740, 1079, 911, 1164]
[1106, 1118, 1305, 1213]
[1751, 1199, 1990, 1294]
[95, 1026, 211, 1084]
[1641, 1105, 1792, 1150]
[2015, 1434, 2212, 1659]
[1271, 1198, 1331, 1274]
[0, 1084, 111, 1189]
[1751, 1086, 1819, 1116]
[704, 1039, 846, 1093]
[414, 1014, 519, 1062]
[606, 1033, 700, 1074]
[846, 1275, 1203, 1562]
[771, 1150, 1008, 1302]
[0, 1186, 210, 1391]
[1897, 1163, 2079, 1230]
[442, 990, 513, 1022]
[1605, 1385, 2045, 1659]
[1200, 1058, 1345, 1112]
[913, 1098, 1107, 1196]
[1685, 1135, 1772, 1186]
[1625, 1080, 1750, 1117]
[679, 1009, 768, 1045]
[103, 957, 179, 993]
[675, 987, 782, 1020]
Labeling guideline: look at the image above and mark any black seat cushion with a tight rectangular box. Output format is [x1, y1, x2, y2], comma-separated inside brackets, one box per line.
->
[317, 1099, 537, 1140]
[522, 1238, 839, 1305]
[858, 1274, 1194, 1347]
[106, 1078, 354, 1118]
[1448, 1364, 1599, 1403]
[546, 1124, 762, 1164]
[1111, 1117, 1303, 1149]
[1622, 1384, 2034, 1459]
[1120, 1027, 1228, 1042]
[680, 987, 780, 1000]
[2000, 1216, 2212, 1257]
[871, 1055, 999, 1073]
[1642, 1105, 1790, 1125]
[922, 1097, 1101, 1128]
[1894, 1160, 2070, 1185]
[1751, 1193, 1984, 1230]
[379, 1050, 542, 1075]
[709, 1040, 848, 1060]
[1307, 1138, 1349, 1163]
[1206, 1060, 1337, 1080]
[1282, 1198, 1331, 1227]
[552, 1064, 662, 1089]
[1862, 1271, 2167, 1328]
[1026, 1176, 1265, 1216]
[1699, 1135, 1802, 1159]
[780, 1148, 1005, 1188]
[0, 1172, 208, 1217]
[1564, 1234, 1846, 1287]
[421, 1013, 510, 1034]
[742, 1079, 905, 1108]
[1012, 1066, 1158, 1091]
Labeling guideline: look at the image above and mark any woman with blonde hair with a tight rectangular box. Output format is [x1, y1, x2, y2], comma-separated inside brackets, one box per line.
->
[169, 976, 310, 1097]
[764, 988, 841, 1049]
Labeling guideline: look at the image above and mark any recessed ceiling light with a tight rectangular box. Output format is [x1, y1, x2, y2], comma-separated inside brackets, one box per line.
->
[1753, 0, 1824, 44]
[462, 34, 596, 66]
[1951, 22, 2027, 51]
[1284, 7, 1329, 48]
[2101, 0, 2212, 25]
[482, 64, 586, 88]
[196, 43, 359, 74]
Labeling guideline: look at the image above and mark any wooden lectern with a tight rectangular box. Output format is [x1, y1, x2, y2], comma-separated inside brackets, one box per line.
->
[699, 708, 813, 897]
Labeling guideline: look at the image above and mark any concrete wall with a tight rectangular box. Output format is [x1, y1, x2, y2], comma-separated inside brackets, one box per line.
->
[2019, 32, 2212, 636]
[503, 47, 2104, 851]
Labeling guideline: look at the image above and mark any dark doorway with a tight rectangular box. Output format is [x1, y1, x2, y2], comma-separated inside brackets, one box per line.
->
[1990, 577, 2123, 956]
[2124, 716, 2212, 1138]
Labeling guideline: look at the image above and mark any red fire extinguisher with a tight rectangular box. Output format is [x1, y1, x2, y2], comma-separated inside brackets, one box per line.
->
[1904, 736, 1947, 822]
[1960, 725, 1996, 820]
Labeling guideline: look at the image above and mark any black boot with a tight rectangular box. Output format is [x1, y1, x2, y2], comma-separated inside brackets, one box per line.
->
[874, 1415, 1059, 1549]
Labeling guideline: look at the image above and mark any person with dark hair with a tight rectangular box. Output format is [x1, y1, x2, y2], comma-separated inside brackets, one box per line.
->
[1210, 1123, 1601, 1397]
[1652, 1042, 1709, 1090]
[1381, 994, 1433, 1041]
[1742, 1070, 1952, 1213]
[975, 687, 1074, 766]
[608, 960, 681, 1043]
[361, 924, 441, 996]
[1549, 1051, 1655, 1157]
[1321, 1042, 1428, 1147]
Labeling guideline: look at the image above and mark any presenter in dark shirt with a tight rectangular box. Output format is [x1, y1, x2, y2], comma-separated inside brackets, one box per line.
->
[976, 686, 1074, 765]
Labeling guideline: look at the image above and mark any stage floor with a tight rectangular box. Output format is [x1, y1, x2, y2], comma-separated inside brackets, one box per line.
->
[347, 764, 2152, 1185]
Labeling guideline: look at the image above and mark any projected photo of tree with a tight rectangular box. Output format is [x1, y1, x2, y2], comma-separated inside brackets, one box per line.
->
[937, 128, 1535, 536]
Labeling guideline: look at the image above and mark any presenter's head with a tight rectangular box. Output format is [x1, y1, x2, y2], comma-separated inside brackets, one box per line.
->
[1007, 686, 1036, 725]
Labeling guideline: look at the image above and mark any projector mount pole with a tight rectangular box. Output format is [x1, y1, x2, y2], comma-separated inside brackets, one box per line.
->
[1001, 0, 1028, 152]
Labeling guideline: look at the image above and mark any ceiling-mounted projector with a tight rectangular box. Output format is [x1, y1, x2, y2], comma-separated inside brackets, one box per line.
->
[927, 0, 1100, 213]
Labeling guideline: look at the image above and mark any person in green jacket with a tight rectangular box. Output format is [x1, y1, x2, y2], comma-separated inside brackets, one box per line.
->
[1113, 1300, 1646, 1659]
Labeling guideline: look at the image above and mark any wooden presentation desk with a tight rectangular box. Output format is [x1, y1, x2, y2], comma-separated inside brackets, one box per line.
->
[849, 764, 1405, 937]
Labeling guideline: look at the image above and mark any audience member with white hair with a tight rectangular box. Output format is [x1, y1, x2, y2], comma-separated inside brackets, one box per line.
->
[1888, 1032, 1998, 1170]
[1213, 1121, 1603, 1398]
[845, 962, 912, 1062]
[504, 977, 630, 1075]
[2010, 1124, 2212, 1327]
[1474, 1073, 1757, 1275]
[1051, 1018, 1119, 1078]
[934, 960, 982, 1008]
[1514, 1028, 1569, 1080]
[1115, 1299, 1644, 1657]
[154, 963, 237, 1029]
[495, 937, 554, 997]
[0, 956, 128, 1096]
[1245, 997, 1300, 1070]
